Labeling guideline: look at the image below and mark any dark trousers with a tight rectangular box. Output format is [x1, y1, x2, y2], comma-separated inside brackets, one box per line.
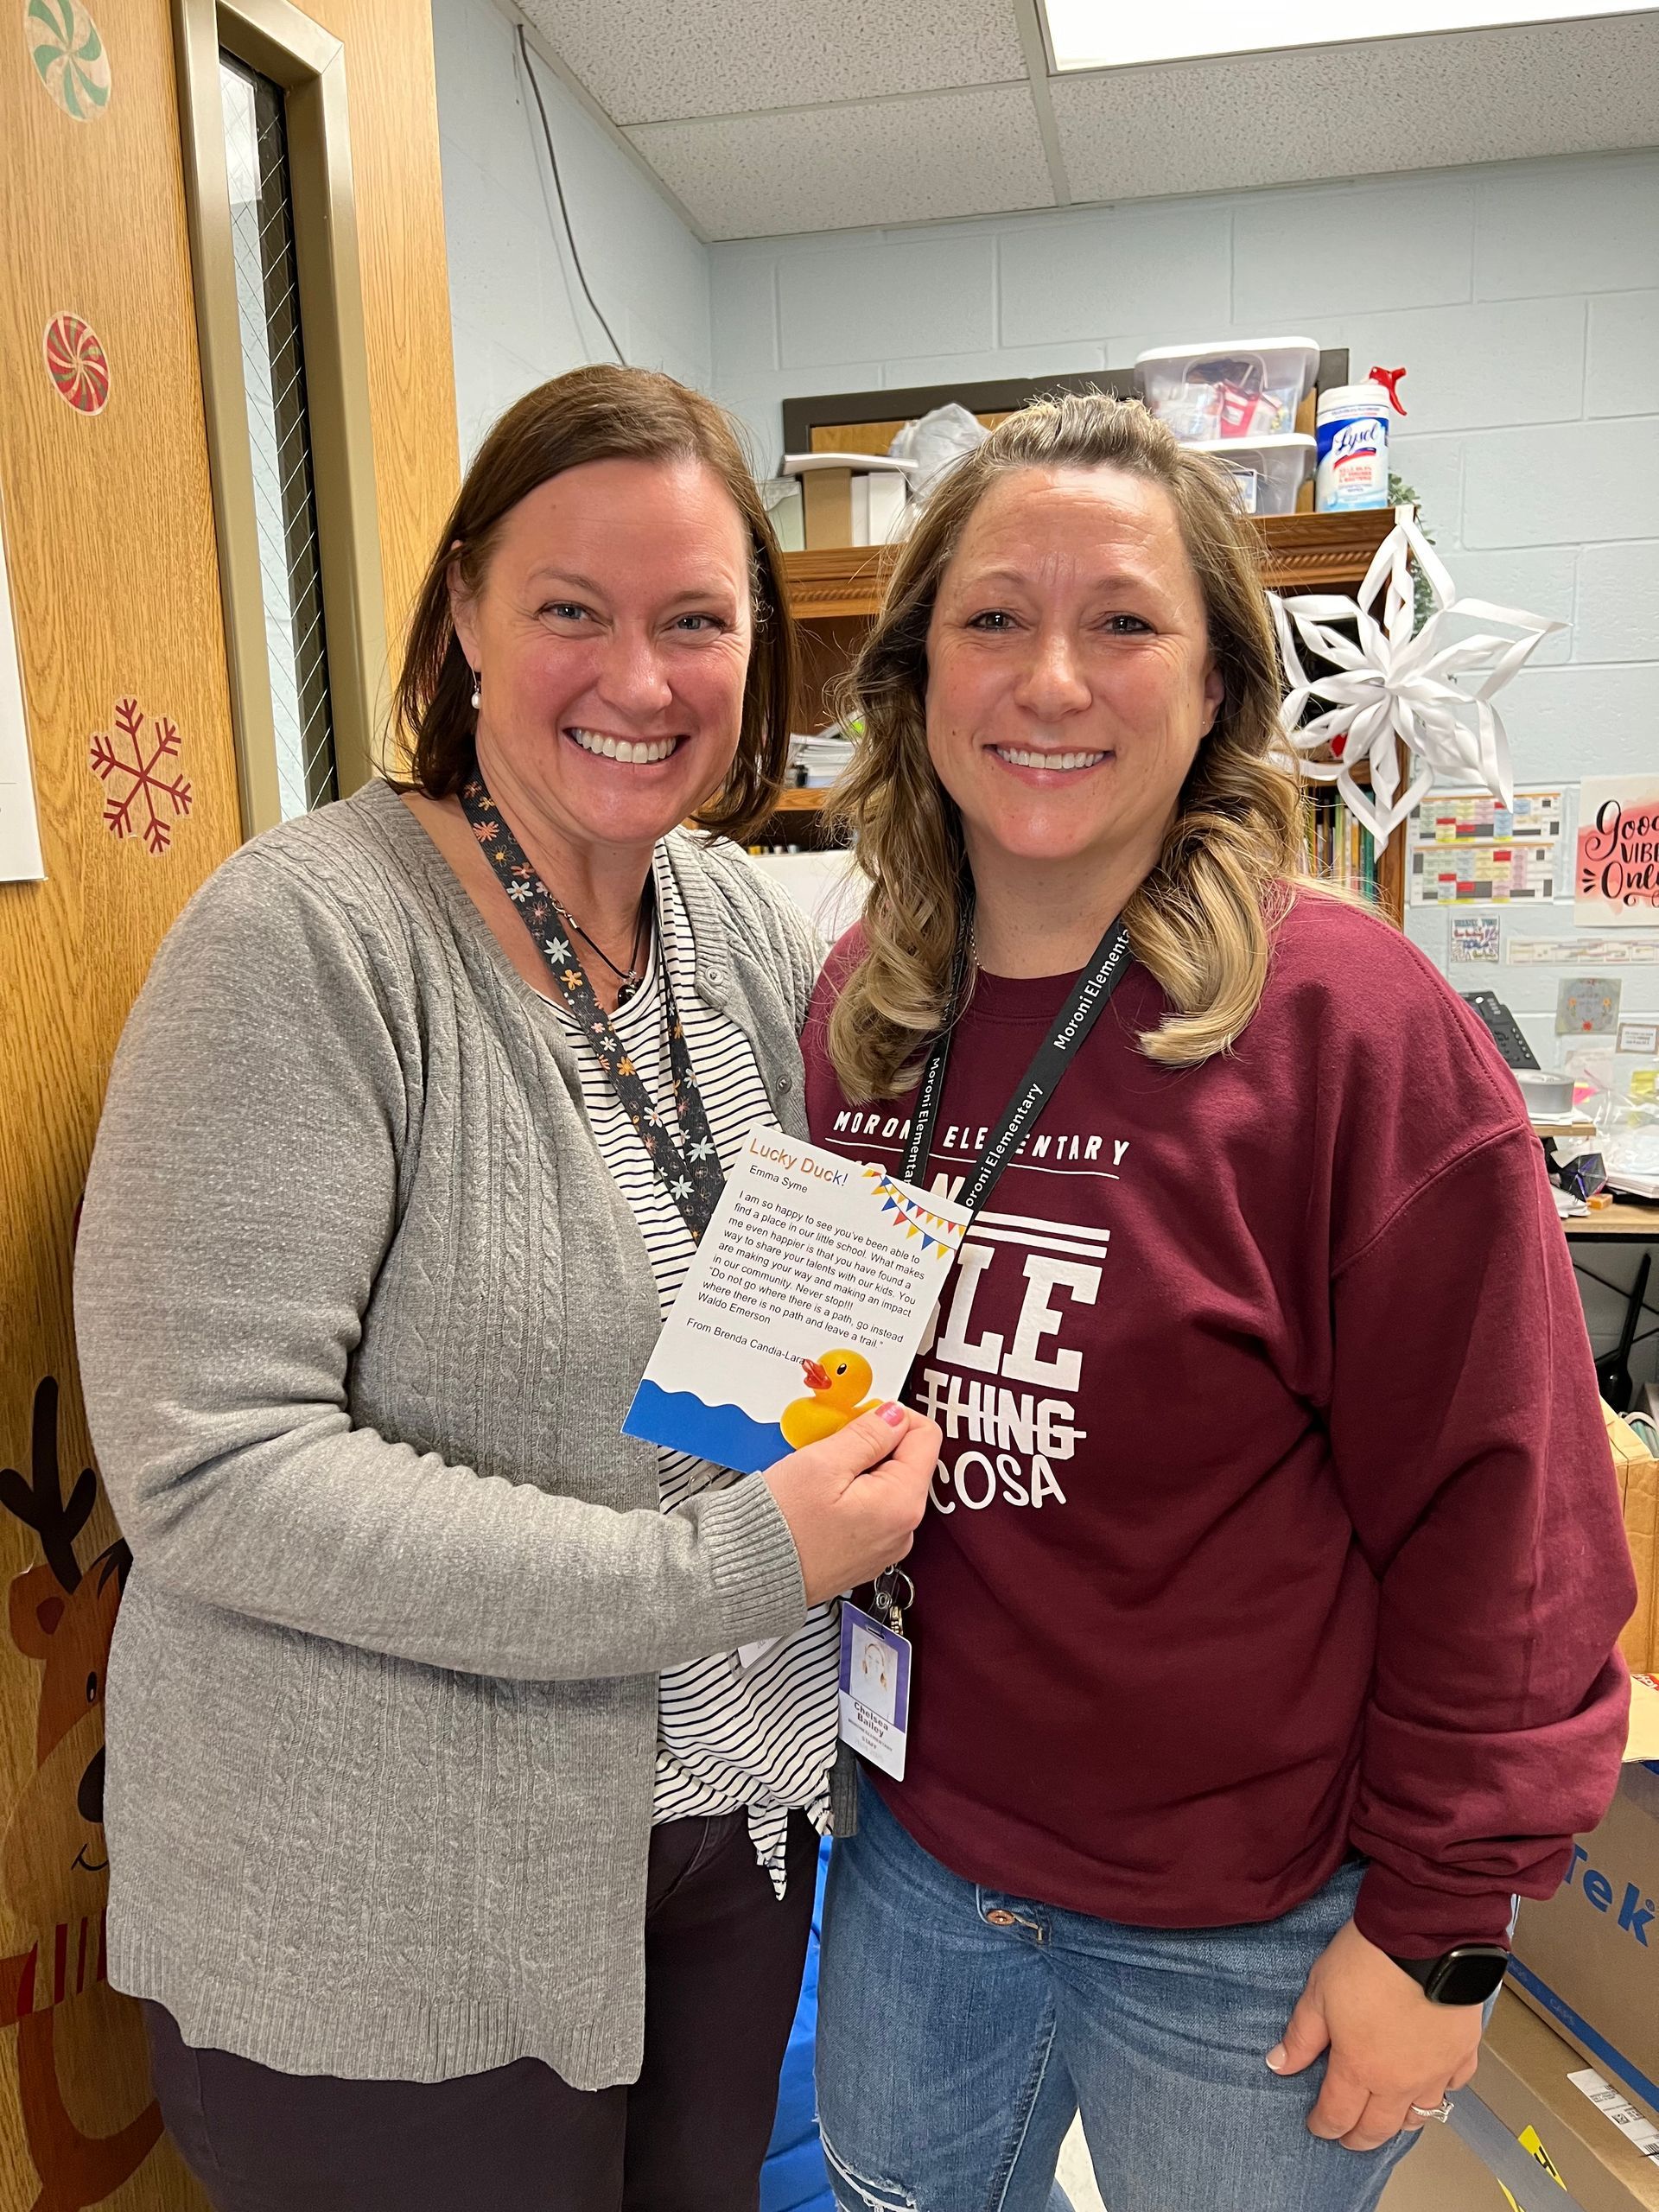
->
[143, 1810, 819, 2211]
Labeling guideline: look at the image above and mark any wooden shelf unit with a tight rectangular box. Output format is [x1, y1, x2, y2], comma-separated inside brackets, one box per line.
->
[779, 509, 1398, 623]
[766, 508, 1407, 925]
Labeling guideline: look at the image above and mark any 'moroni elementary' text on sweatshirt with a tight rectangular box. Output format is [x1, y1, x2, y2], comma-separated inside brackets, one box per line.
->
[803, 894, 1633, 1957]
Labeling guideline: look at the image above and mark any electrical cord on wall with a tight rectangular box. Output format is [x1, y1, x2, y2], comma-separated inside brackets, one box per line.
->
[515, 23, 626, 366]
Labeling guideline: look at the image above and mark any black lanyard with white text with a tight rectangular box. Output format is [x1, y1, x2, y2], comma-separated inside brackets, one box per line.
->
[899, 916, 1135, 1217]
[457, 763, 725, 1242]
[866, 913, 1135, 1644]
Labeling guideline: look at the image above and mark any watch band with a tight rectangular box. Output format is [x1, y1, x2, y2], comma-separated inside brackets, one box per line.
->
[1387, 1943, 1510, 2005]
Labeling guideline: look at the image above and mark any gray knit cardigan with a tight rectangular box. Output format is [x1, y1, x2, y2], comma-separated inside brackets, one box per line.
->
[74, 779, 825, 2089]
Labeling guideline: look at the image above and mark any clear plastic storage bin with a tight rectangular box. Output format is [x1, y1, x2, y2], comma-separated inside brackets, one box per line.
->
[1134, 338, 1320, 443]
[1187, 432, 1316, 516]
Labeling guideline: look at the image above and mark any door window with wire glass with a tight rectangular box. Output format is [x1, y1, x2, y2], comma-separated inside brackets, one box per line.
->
[219, 51, 337, 817]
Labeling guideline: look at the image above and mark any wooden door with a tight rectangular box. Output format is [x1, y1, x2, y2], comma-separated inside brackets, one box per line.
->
[0, 1, 456, 2202]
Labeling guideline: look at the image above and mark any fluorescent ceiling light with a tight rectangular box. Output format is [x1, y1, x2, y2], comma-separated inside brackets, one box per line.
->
[1043, 0, 1654, 71]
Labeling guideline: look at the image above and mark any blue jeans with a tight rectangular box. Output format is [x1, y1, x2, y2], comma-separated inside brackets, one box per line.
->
[815, 1784, 1421, 2212]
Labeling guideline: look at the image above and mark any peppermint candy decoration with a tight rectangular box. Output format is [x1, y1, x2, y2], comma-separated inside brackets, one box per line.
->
[25, 0, 111, 119]
[43, 313, 110, 414]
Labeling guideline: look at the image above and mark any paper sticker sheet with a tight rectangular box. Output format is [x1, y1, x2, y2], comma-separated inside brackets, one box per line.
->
[1509, 936, 1659, 965]
[1408, 787, 1563, 908]
[0, 486, 44, 882]
[1450, 916, 1502, 964]
[1410, 842, 1557, 906]
[1412, 790, 1566, 843]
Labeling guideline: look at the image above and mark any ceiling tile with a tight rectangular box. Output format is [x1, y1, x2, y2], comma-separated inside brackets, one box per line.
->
[1052, 16, 1659, 210]
[628, 89, 1056, 240]
[520, 0, 1027, 125]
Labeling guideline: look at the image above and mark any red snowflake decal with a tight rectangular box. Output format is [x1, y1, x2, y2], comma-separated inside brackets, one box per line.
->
[88, 698, 193, 855]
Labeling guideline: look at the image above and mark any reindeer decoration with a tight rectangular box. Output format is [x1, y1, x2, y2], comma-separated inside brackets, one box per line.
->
[0, 1376, 163, 2210]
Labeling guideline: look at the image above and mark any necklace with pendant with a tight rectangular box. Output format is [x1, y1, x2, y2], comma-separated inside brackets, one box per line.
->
[556, 882, 654, 1005]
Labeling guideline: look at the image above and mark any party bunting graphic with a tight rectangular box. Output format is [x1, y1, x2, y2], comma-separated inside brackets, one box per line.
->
[861, 1167, 961, 1258]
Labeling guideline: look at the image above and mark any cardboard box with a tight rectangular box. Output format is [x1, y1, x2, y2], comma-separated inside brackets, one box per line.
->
[1510, 1751, 1659, 2127]
[800, 465, 852, 549]
[1377, 2107, 1500, 2211]
[1630, 1674, 1659, 1765]
[1607, 1405, 1658, 1674]
[1381, 1993, 1659, 2212]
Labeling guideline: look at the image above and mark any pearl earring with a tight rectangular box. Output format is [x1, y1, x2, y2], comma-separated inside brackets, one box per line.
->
[469, 669, 481, 711]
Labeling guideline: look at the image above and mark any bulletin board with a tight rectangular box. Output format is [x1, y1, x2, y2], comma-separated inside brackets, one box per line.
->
[1406, 787, 1659, 1063]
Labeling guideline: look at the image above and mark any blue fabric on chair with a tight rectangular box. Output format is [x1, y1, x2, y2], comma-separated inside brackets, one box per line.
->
[760, 1839, 834, 2212]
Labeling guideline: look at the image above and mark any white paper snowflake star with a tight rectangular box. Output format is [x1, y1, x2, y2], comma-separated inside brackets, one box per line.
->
[1270, 512, 1564, 843]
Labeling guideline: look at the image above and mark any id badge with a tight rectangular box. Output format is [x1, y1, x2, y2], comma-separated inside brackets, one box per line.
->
[837, 1602, 911, 1780]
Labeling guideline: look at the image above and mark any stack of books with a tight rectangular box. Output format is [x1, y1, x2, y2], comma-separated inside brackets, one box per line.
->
[1301, 784, 1377, 900]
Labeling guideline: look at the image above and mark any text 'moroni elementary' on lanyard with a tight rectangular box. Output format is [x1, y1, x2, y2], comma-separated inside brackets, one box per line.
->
[899, 917, 1134, 1219]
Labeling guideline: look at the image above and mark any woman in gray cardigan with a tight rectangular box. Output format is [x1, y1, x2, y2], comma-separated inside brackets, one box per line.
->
[73, 365, 938, 2212]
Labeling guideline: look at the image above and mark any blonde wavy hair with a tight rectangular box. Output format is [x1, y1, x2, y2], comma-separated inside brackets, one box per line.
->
[825, 391, 1305, 1101]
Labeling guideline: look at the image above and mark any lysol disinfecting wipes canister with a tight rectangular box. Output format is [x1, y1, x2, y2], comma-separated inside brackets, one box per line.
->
[1315, 382, 1392, 511]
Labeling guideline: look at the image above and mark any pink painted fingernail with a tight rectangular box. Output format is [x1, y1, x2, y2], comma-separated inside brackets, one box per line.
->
[1266, 2046, 1287, 2072]
[877, 1401, 905, 1427]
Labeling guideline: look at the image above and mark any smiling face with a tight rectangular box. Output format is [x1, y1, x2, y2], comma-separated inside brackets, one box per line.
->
[925, 463, 1224, 887]
[449, 453, 753, 860]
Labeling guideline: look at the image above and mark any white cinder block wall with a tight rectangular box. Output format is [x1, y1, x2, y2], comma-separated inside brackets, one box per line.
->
[705, 149, 1659, 1370]
[424, 51, 1658, 1057]
[432, 0, 712, 463]
[711, 149, 1659, 1068]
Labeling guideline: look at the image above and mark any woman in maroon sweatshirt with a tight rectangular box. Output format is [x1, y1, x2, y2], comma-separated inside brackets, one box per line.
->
[804, 393, 1633, 2212]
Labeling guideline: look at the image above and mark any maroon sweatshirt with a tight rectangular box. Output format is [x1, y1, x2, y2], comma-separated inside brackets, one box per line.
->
[803, 895, 1633, 1956]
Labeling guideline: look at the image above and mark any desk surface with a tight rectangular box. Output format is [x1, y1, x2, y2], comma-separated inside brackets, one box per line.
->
[1564, 1197, 1659, 1239]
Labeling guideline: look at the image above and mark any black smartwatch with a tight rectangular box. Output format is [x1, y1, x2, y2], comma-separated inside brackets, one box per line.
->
[1387, 1944, 1510, 2005]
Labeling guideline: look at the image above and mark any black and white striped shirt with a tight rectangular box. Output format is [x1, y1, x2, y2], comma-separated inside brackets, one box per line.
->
[546, 850, 836, 1891]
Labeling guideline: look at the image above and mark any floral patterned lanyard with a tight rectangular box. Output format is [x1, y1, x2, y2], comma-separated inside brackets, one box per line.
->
[458, 764, 726, 1242]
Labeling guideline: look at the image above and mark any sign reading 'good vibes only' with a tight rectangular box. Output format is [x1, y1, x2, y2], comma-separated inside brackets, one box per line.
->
[1575, 777, 1659, 927]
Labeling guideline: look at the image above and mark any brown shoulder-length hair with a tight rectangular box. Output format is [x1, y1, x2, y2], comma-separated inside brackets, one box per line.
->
[389, 365, 798, 843]
[826, 391, 1304, 1102]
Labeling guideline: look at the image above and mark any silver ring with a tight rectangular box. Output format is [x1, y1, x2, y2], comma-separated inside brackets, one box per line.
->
[1409, 2099, 1454, 2123]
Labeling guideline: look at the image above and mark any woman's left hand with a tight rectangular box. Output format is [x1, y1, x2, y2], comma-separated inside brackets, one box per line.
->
[1267, 1920, 1485, 2152]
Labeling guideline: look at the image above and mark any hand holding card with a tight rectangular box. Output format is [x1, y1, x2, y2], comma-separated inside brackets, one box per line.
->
[622, 1124, 959, 1740]
[761, 1401, 942, 1605]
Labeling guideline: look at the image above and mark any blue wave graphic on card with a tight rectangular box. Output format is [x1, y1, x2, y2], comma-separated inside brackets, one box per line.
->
[625, 1380, 787, 1476]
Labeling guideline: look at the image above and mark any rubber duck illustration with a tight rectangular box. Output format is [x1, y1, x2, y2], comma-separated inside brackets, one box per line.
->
[780, 1351, 878, 1449]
